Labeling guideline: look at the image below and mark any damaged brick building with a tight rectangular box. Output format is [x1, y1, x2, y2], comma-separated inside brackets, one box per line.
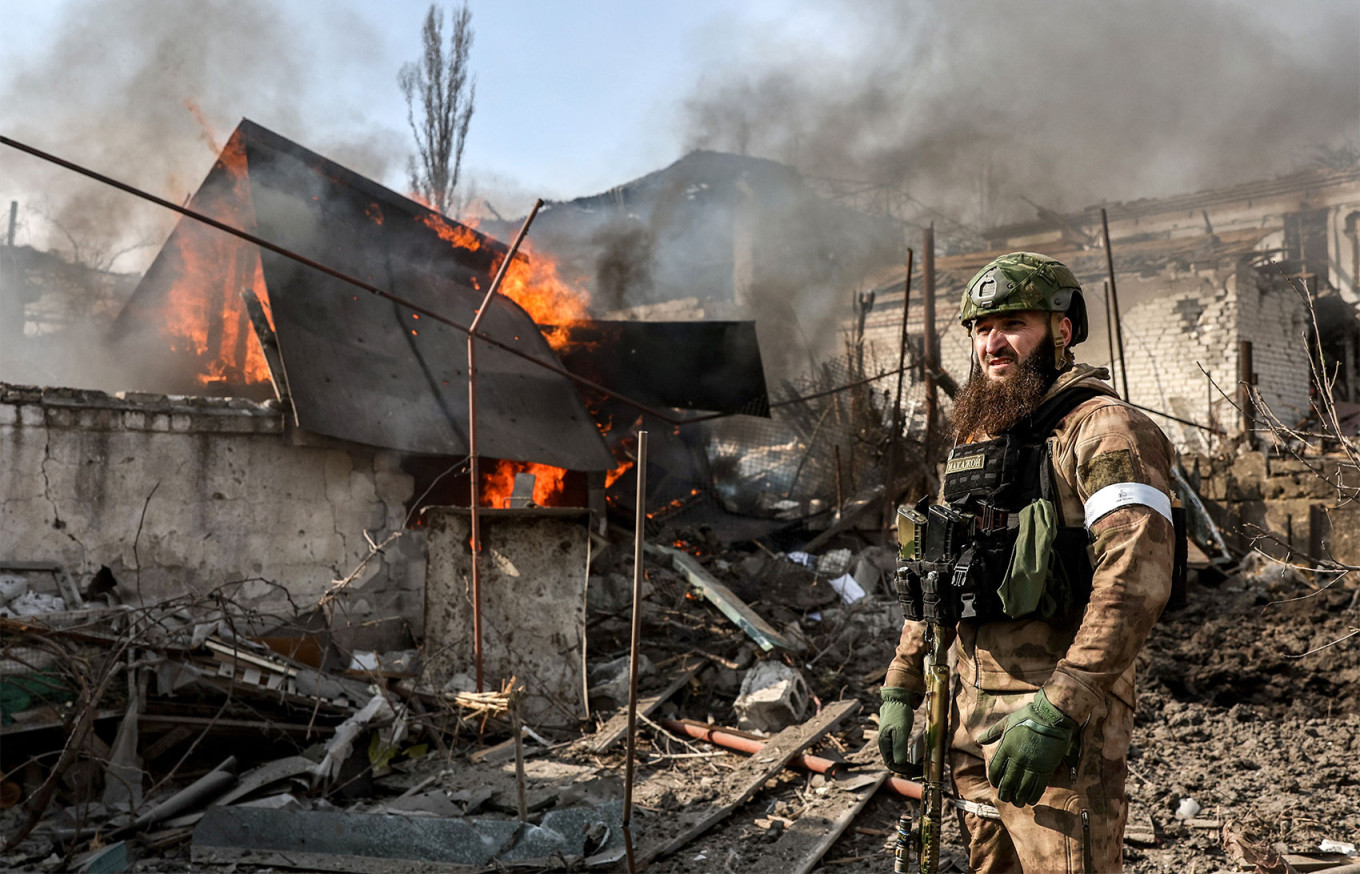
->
[860, 163, 1360, 559]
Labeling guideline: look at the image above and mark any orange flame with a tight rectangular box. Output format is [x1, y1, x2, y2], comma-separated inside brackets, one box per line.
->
[497, 243, 589, 349]
[419, 212, 484, 252]
[415, 208, 590, 351]
[183, 98, 222, 155]
[161, 129, 272, 389]
[646, 487, 703, 520]
[479, 460, 570, 508]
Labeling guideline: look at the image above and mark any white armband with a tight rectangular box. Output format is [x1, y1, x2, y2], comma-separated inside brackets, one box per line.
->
[1083, 482, 1173, 528]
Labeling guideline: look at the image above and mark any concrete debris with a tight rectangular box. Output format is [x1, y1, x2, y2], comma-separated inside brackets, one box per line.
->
[815, 548, 854, 578]
[587, 653, 652, 710]
[734, 661, 810, 732]
[4, 410, 1337, 874]
[1175, 797, 1202, 819]
[0, 590, 66, 617]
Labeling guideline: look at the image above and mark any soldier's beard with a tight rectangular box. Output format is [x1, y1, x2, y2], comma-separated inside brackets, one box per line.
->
[950, 347, 1058, 441]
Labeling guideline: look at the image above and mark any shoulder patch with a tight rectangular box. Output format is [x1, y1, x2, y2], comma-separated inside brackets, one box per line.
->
[1078, 449, 1137, 494]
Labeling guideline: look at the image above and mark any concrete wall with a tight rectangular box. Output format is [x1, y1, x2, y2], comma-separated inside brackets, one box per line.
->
[0, 384, 423, 628]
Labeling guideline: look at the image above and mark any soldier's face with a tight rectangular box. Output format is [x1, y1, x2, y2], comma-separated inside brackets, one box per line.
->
[972, 311, 1072, 381]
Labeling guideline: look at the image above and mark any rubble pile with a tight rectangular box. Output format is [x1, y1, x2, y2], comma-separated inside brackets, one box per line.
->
[3, 513, 1358, 873]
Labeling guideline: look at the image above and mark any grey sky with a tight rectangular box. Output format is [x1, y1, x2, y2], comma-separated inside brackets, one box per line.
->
[1, 0, 1356, 270]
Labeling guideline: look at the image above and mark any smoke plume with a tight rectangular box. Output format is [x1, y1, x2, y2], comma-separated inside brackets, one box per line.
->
[682, 0, 1360, 229]
[0, 0, 404, 274]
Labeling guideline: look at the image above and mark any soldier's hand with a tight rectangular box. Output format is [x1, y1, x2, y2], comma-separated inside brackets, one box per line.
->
[877, 686, 923, 775]
[978, 688, 1079, 807]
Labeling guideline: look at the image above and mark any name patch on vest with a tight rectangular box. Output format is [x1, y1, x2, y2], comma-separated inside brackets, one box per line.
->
[945, 454, 986, 475]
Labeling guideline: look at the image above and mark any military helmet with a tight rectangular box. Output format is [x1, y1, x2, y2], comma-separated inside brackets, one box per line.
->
[960, 252, 1088, 345]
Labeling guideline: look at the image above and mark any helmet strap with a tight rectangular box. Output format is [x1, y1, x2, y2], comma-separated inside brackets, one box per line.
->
[1049, 312, 1072, 370]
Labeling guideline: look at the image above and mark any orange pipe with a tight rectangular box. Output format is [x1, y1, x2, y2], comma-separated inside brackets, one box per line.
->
[659, 719, 923, 800]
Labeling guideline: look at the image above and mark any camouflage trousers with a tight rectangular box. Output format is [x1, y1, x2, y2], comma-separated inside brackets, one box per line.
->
[948, 684, 1133, 873]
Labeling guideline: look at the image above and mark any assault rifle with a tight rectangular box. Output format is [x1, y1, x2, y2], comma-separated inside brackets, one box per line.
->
[893, 502, 970, 874]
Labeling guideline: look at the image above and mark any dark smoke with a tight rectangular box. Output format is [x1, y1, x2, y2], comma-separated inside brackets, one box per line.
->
[0, 0, 403, 273]
[0, 0, 405, 392]
[682, 0, 1360, 228]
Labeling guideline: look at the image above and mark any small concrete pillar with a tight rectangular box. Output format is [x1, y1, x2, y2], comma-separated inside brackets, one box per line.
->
[424, 507, 591, 727]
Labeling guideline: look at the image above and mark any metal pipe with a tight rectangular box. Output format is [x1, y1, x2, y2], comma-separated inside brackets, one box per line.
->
[1100, 208, 1131, 401]
[623, 430, 648, 874]
[922, 226, 938, 448]
[658, 719, 925, 800]
[468, 200, 542, 692]
[884, 248, 914, 541]
[1103, 280, 1116, 386]
[1239, 340, 1255, 443]
[0, 136, 681, 427]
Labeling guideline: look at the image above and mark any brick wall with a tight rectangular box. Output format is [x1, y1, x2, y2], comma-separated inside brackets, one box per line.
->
[858, 259, 1311, 452]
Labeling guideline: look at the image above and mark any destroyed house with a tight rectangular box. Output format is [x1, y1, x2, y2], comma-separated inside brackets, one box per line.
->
[1, 121, 780, 731]
[860, 164, 1360, 449]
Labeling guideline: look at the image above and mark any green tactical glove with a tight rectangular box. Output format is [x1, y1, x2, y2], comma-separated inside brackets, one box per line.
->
[978, 688, 1079, 807]
[877, 686, 924, 775]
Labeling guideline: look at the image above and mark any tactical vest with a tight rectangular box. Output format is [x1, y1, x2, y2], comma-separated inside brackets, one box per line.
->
[897, 386, 1106, 625]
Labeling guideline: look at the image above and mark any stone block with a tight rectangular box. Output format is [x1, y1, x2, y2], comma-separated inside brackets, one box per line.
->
[734, 660, 810, 732]
[322, 451, 353, 503]
[374, 470, 414, 504]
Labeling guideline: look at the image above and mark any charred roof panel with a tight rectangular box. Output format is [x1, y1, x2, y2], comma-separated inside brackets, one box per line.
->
[122, 119, 613, 470]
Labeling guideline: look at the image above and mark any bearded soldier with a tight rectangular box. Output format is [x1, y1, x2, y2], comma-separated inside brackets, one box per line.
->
[878, 252, 1176, 872]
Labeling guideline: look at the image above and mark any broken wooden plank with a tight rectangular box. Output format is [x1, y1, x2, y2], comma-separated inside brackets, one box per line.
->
[750, 742, 888, 874]
[646, 544, 800, 653]
[580, 659, 705, 754]
[631, 698, 860, 867]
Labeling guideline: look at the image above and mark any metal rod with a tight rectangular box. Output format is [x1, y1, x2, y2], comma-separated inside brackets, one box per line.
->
[623, 430, 648, 874]
[1103, 280, 1117, 386]
[468, 201, 542, 693]
[0, 135, 681, 426]
[1100, 208, 1131, 401]
[884, 248, 914, 541]
[6, 201, 16, 247]
[1126, 400, 1224, 435]
[922, 226, 938, 449]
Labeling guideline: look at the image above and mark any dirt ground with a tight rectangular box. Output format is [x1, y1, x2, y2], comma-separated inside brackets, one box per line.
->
[603, 556, 1360, 874]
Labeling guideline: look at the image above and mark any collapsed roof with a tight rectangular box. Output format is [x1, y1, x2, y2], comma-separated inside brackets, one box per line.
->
[114, 119, 615, 471]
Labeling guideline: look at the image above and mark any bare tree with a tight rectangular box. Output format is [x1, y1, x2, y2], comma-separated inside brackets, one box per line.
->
[399, 3, 476, 217]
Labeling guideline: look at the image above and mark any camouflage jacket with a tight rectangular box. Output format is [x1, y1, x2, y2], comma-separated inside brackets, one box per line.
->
[885, 363, 1175, 723]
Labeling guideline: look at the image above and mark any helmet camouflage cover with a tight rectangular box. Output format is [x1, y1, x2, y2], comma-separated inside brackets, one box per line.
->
[960, 252, 1087, 344]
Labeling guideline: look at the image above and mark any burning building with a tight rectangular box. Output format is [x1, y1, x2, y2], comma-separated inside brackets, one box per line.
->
[0, 122, 789, 660]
